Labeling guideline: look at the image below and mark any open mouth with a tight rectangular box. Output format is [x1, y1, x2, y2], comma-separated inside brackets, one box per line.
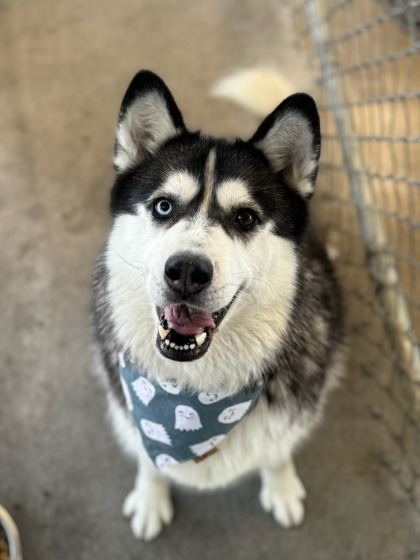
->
[156, 299, 235, 362]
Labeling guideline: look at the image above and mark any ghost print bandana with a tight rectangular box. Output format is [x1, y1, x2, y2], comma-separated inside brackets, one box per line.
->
[118, 353, 265, 470]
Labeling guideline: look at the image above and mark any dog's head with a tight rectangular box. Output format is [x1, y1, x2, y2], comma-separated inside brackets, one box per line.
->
[107, 70, 320, 374]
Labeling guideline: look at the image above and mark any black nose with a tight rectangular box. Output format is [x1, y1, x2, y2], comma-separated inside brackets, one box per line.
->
[164, 253, 213, 296]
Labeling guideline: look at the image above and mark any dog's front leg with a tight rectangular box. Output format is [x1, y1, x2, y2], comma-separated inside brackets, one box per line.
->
[122, 454, 174, 541]
[259, 457, 306, 528]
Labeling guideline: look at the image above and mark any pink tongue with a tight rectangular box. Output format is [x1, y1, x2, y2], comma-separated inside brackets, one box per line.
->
[164, 304, 216, 336]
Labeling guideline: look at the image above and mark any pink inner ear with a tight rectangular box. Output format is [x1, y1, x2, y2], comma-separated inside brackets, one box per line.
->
[164, 304, 215, 335]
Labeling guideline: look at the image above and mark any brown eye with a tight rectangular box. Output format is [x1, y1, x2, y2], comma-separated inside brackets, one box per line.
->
[235, 209, 259, 231]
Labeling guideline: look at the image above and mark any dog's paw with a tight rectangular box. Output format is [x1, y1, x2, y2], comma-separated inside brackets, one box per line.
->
[259, 463, 306, 528]
[122, 485, 174, 541]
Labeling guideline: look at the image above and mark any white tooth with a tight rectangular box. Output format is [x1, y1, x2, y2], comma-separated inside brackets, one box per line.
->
[195, 333, 207, 347]
[165, 339, 170, 346]
[190, 344, 196, 350]
[184, 344, 189, 350]
[158, 325, 170, 340]
[170, 342, 175, 348]
[174, 345, 180, 350]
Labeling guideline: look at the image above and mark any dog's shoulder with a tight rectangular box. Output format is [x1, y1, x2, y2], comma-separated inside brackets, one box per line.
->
[261, 226, 345, 413]
[92, 246, 125, 406]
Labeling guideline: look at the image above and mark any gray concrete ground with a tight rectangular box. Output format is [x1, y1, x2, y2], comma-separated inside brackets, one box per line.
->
[0, 1, 418, 559]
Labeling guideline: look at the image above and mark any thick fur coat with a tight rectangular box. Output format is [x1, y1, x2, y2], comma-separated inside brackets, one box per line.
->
[92, 70, 345, 540]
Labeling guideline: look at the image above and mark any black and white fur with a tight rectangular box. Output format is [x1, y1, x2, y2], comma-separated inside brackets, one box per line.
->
[92, 70, 345, 540]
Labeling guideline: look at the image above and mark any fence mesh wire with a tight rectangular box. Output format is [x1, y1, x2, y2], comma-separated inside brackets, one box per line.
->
[285, 0, 420, 524]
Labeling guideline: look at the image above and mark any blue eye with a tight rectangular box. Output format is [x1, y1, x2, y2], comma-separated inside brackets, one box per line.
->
[154, 199, 173, 218]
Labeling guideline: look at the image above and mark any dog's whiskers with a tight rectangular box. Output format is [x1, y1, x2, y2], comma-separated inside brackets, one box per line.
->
[113, 249, 146, 275]
[221, 283, 260, 307]
[230, 271, 271, 289]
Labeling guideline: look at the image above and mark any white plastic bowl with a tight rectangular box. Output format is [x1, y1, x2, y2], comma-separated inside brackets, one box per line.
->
[0, 505, 22, 560]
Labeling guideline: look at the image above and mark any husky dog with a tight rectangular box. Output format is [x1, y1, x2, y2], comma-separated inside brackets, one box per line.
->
[92, 70, 344, 541]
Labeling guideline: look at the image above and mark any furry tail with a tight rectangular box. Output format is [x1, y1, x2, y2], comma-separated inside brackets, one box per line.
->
[211, 68, 296, 117]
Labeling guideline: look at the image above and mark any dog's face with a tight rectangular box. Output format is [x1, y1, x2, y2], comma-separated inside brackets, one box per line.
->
[106, 71, 320, 377]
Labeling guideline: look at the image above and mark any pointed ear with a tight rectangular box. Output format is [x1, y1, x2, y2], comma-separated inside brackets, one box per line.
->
[250, 93, 320, 198]
[114, 70, 186, 172]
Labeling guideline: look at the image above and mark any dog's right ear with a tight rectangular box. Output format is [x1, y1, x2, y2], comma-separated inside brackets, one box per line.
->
[114, 70, 186, 172]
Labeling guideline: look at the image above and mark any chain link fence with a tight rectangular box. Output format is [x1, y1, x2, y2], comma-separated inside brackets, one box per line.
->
[285, 0, 420, 529]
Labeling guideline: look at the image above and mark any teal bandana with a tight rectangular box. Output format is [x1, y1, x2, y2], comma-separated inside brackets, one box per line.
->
[118, 353, 265, 470]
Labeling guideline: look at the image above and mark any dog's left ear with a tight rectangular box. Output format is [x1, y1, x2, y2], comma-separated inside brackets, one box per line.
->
[114, 70, 186, 172]
[250, 93, 320, 198]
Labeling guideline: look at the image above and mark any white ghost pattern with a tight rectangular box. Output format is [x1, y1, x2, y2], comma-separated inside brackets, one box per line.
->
[158, 379, 181, 395]
[120, 376, 133, 411]
[132, 376, 155, 406]
[174, 405, 203, 431]
[189, 435, 225, 457]
[155, 453, 179, 470]
[218, 401, 252, 424]
[198, 389, 230, 405]
[140, 419, 172, 445]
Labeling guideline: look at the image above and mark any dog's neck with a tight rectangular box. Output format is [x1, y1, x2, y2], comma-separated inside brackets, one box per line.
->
[118, 352, 265, 469]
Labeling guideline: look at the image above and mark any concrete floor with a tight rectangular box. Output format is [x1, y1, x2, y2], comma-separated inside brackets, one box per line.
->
[0, 1, 418, 558]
